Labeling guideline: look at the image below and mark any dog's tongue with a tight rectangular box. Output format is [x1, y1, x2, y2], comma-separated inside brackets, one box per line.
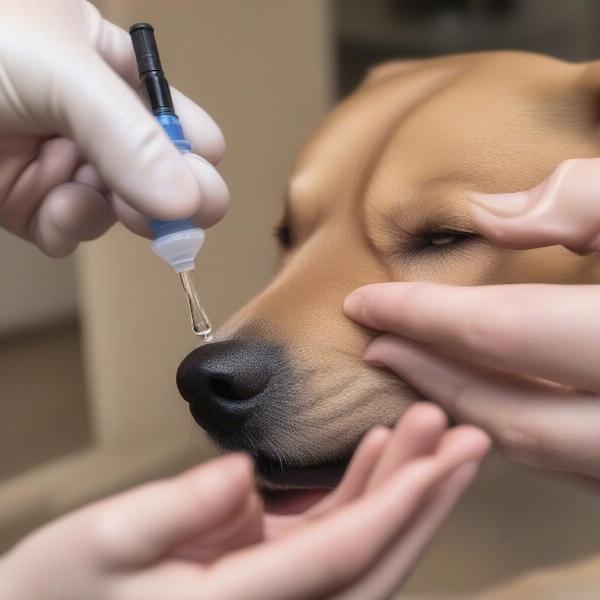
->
[264, 489, 329, 515]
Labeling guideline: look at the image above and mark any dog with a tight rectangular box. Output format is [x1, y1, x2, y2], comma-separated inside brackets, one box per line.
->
[177, 51, 600, 518]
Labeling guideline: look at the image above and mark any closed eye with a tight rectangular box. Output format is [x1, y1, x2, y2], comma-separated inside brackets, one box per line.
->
[428, 231, 467, 246]
[413, 230, 478, 254]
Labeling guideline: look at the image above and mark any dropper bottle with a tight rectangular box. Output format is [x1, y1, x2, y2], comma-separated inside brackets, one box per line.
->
[129, 23, 212, 342]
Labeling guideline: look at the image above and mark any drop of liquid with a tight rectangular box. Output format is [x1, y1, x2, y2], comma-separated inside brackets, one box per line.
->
[179, 269, 213, 342]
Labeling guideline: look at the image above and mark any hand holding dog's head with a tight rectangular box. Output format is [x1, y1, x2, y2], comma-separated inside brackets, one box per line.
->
[178, 51, 600, 489]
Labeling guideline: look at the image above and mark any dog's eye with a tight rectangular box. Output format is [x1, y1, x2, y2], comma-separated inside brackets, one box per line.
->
[428, 232, 461, 246]
[275, 222, 292, 249]
[417, 230, 476, 253]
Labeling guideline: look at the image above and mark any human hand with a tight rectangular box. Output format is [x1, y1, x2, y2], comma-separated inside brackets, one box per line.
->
[0, 404, 489, 600]
[344, 158, 600, 480]
[0, 0, 228, 257]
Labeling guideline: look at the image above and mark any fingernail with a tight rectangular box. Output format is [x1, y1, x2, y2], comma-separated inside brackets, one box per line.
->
[343, 293, 365, 320]
[364, 355, 386, 369]
[364, 342, 385, 368]
[469, 191, 530, 217]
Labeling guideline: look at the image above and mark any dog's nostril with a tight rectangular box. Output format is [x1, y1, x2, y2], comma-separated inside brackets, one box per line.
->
[207, 373, 269, 401]
[209, 376, 238, 400]
[176, 338, 284, 433]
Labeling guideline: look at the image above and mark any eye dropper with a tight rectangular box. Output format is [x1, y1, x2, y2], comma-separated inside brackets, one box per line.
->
[129, 23, 213, 342]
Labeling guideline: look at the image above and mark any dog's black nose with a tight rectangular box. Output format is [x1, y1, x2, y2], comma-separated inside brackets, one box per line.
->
[176, 339, 281, 433]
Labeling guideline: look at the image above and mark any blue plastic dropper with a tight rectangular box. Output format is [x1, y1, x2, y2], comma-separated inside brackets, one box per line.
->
[129, 23, 212, 341]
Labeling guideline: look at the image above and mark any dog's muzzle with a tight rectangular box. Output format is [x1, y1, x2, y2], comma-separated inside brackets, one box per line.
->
[176, 338, 295, 442]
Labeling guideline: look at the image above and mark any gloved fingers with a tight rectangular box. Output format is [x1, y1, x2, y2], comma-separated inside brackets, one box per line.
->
[2, 136, 80, 236]
[72, 162, 109, 193]
[109, 154, 230, 236]
[110, 194, 152, 238]
[183, 153, 230, 228]
[84, 7, 227, 166]
[81, 2, 139, 85]
[31, 181, 115, 257]
[53, 47, 203, 222]
[171, 88, 226, 165]
[469, 158, 600, 255]
[72, 164, 153, 237]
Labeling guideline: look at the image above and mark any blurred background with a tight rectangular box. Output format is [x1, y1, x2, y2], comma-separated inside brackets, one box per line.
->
[2, 1, 600, 597]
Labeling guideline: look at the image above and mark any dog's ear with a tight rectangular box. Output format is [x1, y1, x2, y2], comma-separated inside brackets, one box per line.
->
[361, 59, 426, 88]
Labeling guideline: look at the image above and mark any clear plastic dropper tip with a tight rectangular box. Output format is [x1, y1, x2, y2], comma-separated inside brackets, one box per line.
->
[179, 270, 213, 342]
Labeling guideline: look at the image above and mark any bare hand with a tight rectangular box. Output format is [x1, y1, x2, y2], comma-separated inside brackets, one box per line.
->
[0, 404, 488, 600]
[344, 158, 600, 480]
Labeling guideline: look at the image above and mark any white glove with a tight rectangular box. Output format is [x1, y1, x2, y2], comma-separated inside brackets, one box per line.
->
[0, 0, 229, 256]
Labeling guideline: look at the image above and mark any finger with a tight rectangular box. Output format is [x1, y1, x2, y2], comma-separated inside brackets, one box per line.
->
[172, 88, 226, 165]
[31, 182, 114, 257]
[368, 335, 600, 477]
[468, 158, 600, 255]
[53, 46, 203, 221]
[202, 428, 489, 600]
[183, 153, 230, 228]
[307, 426, 391, 517]
[87, 453, 255, 568]
[110, 194, 152, 238]
[333, 459, 482, 600]
[84, 8, 226, 165]
[3, 137, 80, 237]
[346, 282, 600, 393]
[82, 3, 139, 85]
[173, 490, 264, 563]
[108, 154, 229, 235]
[367, 402, 448, 490]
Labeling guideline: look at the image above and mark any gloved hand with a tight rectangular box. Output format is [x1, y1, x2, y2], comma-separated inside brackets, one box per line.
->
[0, 0, 229, 257]
[344, 158, 600, 482]
[0, 405, 489, 600]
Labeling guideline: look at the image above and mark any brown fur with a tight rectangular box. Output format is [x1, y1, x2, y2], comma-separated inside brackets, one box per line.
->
[217, 51, 600, 596]
[221, 51, 600, 464]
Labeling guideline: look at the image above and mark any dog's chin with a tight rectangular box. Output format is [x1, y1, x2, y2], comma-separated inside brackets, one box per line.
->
[207, 432, 352, 514]
[257, 455, 349, 514]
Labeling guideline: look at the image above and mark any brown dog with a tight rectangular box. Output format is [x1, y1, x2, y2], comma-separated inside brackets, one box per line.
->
[177, 51, 600, 512]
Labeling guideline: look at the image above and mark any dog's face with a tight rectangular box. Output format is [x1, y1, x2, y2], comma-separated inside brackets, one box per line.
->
[178, 52, 600, 500]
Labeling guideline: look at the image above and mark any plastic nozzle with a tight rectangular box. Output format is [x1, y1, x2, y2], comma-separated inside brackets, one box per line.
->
[151, 228, 205, 273]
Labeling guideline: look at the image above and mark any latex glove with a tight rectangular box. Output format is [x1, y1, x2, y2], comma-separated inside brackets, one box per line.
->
[0, 404, 489, 600]
[344, 158, 600, 481]
[0, 0, 229, 257]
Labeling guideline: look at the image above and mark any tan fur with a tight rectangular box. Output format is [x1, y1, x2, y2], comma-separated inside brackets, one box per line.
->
[221, 52, 600, 595]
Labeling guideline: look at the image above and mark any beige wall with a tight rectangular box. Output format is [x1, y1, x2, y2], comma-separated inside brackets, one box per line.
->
[80, 0, 333, 448]
[0, 230, 77, 335]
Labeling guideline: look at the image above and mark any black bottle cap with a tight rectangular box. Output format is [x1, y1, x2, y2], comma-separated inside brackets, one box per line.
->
[129, 22, 174, 114]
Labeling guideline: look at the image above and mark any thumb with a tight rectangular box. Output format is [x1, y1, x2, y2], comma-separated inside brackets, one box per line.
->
[469, 158, 600, 255]
[54, 47, 202, 221]
[88, 454, 256, 568]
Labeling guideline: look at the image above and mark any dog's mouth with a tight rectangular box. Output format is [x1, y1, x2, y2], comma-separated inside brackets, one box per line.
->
[256, 454, 350, 514]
